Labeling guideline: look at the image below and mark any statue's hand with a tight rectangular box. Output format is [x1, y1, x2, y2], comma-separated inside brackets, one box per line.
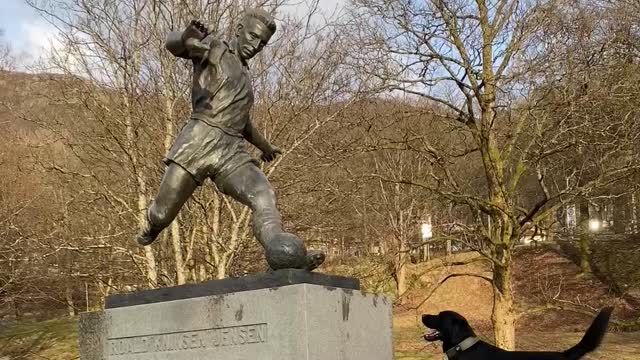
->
[185, 38, 210, 52]
[183, 20, 209, 41]
[260, 146, 283, 163]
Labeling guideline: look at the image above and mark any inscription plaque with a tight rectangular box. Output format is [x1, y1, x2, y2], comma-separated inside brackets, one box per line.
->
[108, 323, 268, 356]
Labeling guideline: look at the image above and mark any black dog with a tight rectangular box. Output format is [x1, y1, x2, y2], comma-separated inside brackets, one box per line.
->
[422, 307, 613, 360]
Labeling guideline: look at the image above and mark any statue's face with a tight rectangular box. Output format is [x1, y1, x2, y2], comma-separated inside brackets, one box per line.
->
[236, 17, 273, 60]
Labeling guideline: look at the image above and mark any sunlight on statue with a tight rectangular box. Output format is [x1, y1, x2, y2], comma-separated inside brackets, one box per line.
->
[137, 9, 325, 272]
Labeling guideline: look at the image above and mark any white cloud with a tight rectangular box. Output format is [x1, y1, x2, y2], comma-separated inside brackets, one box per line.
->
[0, 0, 64, 71]
[19, 20, 62, 67]
[280, 0, 346, 19]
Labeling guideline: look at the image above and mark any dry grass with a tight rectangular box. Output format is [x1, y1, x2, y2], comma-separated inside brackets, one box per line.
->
[393, 324, 640, 360]
[0, 306, 638, 359]
[0, 318, 78, 360]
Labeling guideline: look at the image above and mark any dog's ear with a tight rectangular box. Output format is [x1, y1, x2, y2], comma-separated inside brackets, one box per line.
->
[440, 311, 475, 339]
[422, 314, 437, 327]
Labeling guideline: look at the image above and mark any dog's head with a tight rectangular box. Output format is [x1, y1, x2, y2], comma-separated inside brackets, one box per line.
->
[422, 311, 476, 348]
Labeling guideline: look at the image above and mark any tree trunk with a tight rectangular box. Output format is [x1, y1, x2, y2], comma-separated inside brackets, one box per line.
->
[96, 278, 112, 310]
[578, 233, 592, 275]
[578, 199, 592, 275]
[65, 286, 75, 317]
[545, 214, 557, 243]
[613, 195, 627, 234]
[140, 192, 158, 287]
[201, 223, 213, 282]
[210, 205, 250, 280]
[396, 236, 408, 299]
[423, 243, 429, 262]
[631, 192, 638, 233]
[396, 262, 408, 298]
[125, 97, 156, 287]
[12, 297, 21, 320]
[216, 256, 228, 280]
[171, 221, 187, 285]
[478, 106, 516, 349]
[85, 282, 89, 312]
[199, 262, 208, 282]
[118, 25, 157, 288]
[492, 263, 516, 350]
[163, 89, 187, 285]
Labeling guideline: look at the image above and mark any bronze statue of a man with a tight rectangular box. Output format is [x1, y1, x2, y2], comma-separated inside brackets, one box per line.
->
[137, 9, 325, 271]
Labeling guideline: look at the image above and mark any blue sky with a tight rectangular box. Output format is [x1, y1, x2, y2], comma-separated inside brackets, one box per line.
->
[0, 0, 344, 70]
[0, 0, 58, 66]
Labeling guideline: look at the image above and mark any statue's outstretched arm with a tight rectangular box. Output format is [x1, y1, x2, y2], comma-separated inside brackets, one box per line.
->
[165, 20, 210, 61]
[242, 121, 282, 163]
[242, 121, 271, 153]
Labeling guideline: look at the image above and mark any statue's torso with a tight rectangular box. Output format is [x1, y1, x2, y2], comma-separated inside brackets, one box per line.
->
[190, 36, 253, 136]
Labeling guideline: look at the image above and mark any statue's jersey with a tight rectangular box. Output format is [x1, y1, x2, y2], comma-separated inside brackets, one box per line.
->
[164, 36, 257, 184]
[190, 36, 254, 137]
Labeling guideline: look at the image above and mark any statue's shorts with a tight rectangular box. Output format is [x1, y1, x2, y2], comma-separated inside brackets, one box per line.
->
[163, 119, 258, 185]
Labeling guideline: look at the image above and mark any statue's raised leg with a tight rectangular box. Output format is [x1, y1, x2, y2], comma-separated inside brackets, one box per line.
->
[137, 162, 198, 246]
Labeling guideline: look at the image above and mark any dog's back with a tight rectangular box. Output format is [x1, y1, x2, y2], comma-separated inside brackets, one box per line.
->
[422, 307, 613, 360]
[449, 307, 613, 360]
[492, 307, 614, 360]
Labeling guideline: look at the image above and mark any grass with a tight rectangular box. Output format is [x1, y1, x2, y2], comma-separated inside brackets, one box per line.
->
[521, 332, 640, 360]
[395, 352, 437, 360]
[392, 325, 640, 360]
[0, 316, 639, 359]
[394, 323, 437, 359]
[0, 317, 78, 360]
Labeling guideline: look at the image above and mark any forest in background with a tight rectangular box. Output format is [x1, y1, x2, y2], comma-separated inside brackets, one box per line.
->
[1, 0, 640, 350]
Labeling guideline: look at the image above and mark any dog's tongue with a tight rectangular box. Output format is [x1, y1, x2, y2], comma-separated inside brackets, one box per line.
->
[423, 330, 440, 341]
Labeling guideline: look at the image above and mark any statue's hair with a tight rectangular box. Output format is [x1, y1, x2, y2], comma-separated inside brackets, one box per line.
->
[243, 8, 277, 34]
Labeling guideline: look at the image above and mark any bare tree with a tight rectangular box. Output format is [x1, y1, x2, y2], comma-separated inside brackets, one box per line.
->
[344, 0, 640, 348]
[370, 151, 430, 298]
[0, 29, 15, 70]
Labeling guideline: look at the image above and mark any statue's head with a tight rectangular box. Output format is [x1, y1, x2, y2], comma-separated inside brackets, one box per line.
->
[235, 8, 276, 61]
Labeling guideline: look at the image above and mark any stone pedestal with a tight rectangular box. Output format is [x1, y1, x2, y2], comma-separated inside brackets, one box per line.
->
[79, 270, 393, 360]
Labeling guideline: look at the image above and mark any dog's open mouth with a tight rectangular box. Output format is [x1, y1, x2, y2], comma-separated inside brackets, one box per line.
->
[423, 330, 441, 342]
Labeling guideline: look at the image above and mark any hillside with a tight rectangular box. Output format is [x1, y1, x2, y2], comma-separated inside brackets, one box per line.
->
[0, 70, 77, 133]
